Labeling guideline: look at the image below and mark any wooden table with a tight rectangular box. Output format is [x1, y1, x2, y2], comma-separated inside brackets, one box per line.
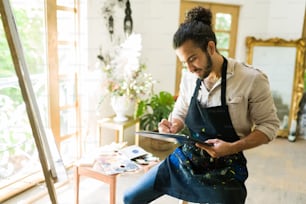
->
[74, 164, 118, 204]
[97, 116, 140, 146]
[74, 161, 158, 204]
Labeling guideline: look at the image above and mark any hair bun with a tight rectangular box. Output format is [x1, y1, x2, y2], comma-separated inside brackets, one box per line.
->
[185, 6, 212, 26]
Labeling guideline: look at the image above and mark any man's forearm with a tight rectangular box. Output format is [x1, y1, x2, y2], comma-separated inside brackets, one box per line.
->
[232, 130, 270, 153]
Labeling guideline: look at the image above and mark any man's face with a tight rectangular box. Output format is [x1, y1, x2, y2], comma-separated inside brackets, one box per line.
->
[175, 39, 212, 79]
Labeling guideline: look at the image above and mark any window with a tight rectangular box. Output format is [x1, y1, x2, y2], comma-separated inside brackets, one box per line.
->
[0, 0, 47, 200]
[175, 1, 240, 95]
[0, 0, 80, 201]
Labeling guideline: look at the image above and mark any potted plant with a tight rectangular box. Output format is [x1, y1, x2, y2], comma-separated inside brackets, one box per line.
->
[97, 33, 156, 121]
[135, 91, 176, 150]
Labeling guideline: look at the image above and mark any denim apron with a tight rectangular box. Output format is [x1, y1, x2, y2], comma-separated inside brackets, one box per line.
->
[154, 58, 248, 204]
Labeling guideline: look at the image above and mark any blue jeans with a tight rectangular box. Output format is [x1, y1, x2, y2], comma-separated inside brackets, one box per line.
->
[123, 163, 164, 204]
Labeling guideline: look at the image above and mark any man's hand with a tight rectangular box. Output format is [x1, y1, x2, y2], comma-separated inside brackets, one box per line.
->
[195, 130, 270, 158]
[195, 139, 235, 158]
[158, 118, 183, 134]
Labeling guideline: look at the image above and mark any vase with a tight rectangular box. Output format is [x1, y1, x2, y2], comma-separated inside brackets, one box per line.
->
[110, 95, 134, 122]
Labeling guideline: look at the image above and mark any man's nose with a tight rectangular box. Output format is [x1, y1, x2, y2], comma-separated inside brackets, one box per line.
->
[184, 62, 195, 72]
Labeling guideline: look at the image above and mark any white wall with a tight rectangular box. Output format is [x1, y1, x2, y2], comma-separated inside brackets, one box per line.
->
[131, 0, 180, 94]
[132, 0, 306, 94]
[86, 0, 306, 96]
[83, 0, 305, 146]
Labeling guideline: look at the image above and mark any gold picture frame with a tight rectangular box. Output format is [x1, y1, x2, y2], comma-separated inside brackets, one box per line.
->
[246, 36, 306, 137]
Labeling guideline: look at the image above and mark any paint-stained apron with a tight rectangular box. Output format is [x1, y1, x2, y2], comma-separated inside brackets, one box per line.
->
[154, 58, 248, 204]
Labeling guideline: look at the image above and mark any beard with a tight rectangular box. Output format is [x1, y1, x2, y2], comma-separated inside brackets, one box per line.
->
[200, 52, 213, 79]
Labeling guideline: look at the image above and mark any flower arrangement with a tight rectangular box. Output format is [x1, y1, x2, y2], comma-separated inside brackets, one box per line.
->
[97, 33, 156, 103]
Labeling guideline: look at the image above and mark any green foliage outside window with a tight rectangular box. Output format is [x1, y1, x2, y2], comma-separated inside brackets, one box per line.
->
[0, 4, 46, 181]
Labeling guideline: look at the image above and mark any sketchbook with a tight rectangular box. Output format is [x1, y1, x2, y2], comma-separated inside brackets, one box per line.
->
[119, 145, 149, 160]
[136, 131, 213, 146]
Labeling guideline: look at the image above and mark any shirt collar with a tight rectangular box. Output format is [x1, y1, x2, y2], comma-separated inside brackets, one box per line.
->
[226, 58, 236, 76]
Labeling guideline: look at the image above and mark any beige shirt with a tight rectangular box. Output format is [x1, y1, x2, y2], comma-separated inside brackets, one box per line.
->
[172, 58, 280, 140]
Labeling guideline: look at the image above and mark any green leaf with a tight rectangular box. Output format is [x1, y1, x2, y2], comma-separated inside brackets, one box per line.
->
[136, 91, 175, 130]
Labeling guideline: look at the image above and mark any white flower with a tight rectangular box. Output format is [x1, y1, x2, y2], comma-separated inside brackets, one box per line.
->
[121, 33, 142, 53]
[98, 33, 156, 101]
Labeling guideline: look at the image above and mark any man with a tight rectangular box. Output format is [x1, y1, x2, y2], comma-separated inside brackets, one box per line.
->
[124, 6, 279, 204]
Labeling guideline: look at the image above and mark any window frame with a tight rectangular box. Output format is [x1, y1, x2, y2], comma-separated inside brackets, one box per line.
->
[46, 0, 81, 164]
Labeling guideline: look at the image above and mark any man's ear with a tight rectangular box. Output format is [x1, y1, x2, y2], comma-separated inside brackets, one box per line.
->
[207, 41, 216, 55]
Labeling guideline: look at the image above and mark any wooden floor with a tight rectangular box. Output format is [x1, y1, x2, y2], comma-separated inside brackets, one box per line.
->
[4, 136, 306, 204]
[244, 137, 306, 204]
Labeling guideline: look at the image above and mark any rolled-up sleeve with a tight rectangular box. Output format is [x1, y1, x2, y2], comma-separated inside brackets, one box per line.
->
[226, 63, 280, 141]
[248, 71, 280, 140]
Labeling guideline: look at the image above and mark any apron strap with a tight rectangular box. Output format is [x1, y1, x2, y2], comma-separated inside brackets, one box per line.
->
[194, 78, 202, 98]
[221, 57, 228, 107]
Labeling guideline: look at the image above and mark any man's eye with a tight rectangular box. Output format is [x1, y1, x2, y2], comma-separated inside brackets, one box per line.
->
[189, 56, 196, 63]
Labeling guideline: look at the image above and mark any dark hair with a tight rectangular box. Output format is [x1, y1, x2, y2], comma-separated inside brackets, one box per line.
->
[173, 7, 217, 51]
